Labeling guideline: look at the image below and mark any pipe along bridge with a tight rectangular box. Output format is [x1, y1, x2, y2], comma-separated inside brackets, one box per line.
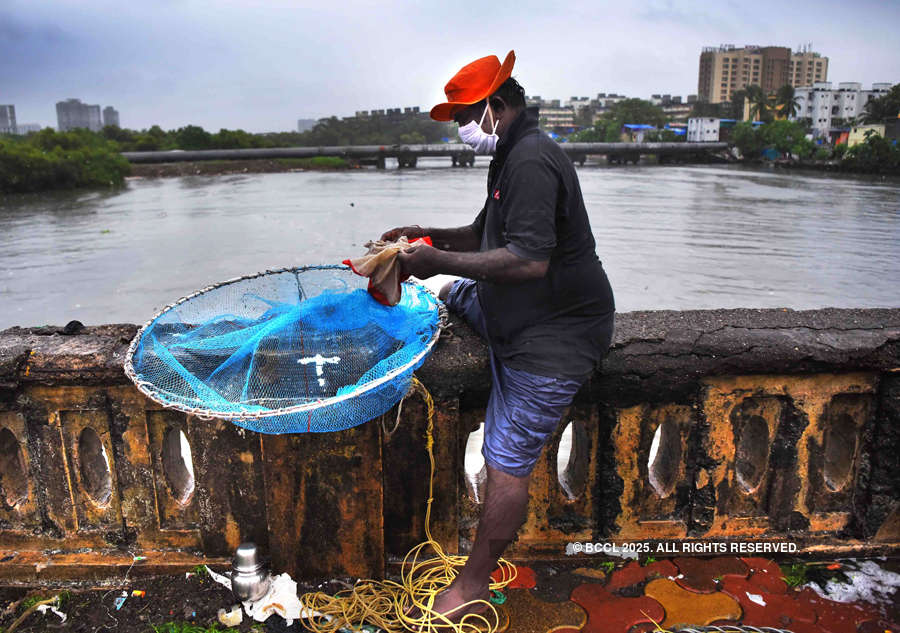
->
[122, 142, 729, 168]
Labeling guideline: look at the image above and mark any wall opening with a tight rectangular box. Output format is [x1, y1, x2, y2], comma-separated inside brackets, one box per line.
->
[557, 420, 588, 500]
[162, 427, 196, 505]
[824, 413, 857, 491]
[735, 415, 769, 493]
[0, 428, 28, 508]
[648, 420, 681, 498]
[464, 423, 487, 503]
[78, 427, 112, 507]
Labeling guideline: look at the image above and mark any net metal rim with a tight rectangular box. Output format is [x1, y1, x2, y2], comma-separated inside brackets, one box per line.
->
[123, 264, 444, 422]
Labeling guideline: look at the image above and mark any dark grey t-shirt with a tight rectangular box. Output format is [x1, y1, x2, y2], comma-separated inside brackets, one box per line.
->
[471, 108, 615, 379]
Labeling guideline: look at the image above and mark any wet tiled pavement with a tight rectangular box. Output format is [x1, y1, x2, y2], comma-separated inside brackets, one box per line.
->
[479, 557, 900, 633]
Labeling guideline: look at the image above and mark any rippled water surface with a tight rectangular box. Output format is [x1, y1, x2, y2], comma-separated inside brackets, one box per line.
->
[1, 161, 898, 329]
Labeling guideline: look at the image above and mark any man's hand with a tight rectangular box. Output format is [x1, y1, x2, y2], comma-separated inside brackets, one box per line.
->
[397, 243, 444, 280]
[380, 225, 426, 242]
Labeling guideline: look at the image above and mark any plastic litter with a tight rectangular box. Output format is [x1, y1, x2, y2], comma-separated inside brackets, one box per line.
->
[205, 565, 323, 625]
[35, 604, 66, 623]
[113, 594, 126, 610]
[218, 605, 243, 627]
[802, 559, 900, 606]
[745, 591, 766, 606]
[131, 590, 145, 598]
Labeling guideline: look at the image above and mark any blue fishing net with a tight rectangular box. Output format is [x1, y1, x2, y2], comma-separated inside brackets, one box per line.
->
[124, 266, 442, 434]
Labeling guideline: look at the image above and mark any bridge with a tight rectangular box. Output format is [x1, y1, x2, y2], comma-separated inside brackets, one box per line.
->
[121, 142, 729, 168]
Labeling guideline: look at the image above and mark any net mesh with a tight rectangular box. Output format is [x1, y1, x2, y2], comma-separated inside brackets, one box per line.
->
[124, 265, 442, 434]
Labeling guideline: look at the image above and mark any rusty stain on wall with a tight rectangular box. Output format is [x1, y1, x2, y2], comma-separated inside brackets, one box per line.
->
[702, 373, 877, 536]
[611, 404, 693, 539]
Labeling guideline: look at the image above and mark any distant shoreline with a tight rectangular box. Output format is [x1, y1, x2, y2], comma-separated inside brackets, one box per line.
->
[123, 155, 900, 180]
[128, 157, 355, 178]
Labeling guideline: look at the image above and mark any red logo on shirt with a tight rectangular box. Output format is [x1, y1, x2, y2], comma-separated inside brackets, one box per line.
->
[493, 189, 500, 200]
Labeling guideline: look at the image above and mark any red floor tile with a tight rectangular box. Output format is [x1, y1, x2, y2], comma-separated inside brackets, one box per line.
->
[795, 587, 885, 633]
[857, 617, 900, 633]
[672, 556, 749, 593]
[492, 565, 537, 589]
[570, 582, 665, 633]
[604, 560, 678, 592]
[720, 576, 816, 628]
[740, 556, 789, 594]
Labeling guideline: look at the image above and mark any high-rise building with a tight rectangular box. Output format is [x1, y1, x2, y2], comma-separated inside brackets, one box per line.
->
[0, 105, 16, 134]
[698, 45, 828, 103]
[790, 46, 829, 87]
[56, 98, 102, 131]
[103, 106, 120, 128]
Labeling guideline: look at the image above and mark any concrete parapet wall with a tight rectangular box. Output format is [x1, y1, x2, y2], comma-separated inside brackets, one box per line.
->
[0, 308, 898, 583]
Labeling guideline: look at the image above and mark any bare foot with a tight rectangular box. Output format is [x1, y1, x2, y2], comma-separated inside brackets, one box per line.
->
[403, 582, 493, 631]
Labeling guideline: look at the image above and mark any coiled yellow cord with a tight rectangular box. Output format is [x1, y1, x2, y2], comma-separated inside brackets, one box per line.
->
[299, 377, 517, 632]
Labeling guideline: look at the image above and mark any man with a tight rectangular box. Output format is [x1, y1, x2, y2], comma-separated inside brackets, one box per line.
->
[381, 50, 615, 623]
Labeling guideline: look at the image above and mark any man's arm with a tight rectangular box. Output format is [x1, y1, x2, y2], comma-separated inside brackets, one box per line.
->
[426, 226, 482, 252]
[380, 224, 481, 252]
[398, 244, 548, 283]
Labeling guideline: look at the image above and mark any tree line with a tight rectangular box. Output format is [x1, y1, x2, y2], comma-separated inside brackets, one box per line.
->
[731, 120, 899, 173]
[99, 115, 455, 152]
[0, 128, 130, 193]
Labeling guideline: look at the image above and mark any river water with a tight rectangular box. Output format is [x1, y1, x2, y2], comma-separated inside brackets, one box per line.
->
[1, 161, 898, 329]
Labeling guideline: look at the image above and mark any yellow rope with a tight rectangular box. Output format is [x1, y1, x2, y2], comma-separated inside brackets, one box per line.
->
[300, 377, 517, 632]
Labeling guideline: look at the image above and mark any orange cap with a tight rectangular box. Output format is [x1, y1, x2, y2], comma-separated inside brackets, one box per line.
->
[430, 51, 516, 122]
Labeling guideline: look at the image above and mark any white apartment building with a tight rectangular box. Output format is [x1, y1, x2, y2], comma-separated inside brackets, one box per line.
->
[792, 82, 892, 136]
[687, 117, 720, 142]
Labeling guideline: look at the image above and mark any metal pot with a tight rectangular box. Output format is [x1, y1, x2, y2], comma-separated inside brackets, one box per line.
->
[230, 542, 271, 602]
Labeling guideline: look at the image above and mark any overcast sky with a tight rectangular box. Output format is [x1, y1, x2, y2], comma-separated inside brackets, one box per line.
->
[3, 0, 898, 133]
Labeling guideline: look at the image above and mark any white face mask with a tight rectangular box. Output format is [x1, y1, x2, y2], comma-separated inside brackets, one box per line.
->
[458, 102, 499, 154]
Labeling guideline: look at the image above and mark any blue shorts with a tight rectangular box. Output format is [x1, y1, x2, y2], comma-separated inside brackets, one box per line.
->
[445, 279, 584, 478]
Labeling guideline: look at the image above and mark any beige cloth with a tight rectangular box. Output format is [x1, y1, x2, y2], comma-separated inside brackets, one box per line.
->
[345, 236, 420, 306]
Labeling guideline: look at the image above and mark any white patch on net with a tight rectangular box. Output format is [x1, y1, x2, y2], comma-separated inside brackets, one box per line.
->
[297, 354, 341, 387]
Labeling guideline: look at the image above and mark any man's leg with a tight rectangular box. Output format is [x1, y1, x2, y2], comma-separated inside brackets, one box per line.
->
[423, 278, 576, 620]
[422, 361, 583, 622]
[428, 465, 530, 616]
